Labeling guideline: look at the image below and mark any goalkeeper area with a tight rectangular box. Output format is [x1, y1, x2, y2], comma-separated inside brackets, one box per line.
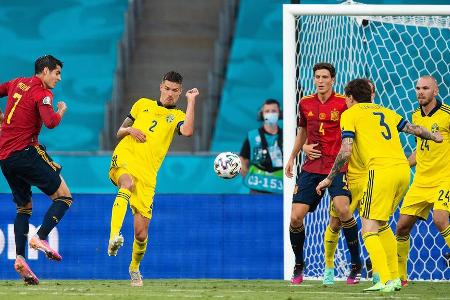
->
[1, 280, 448, 300]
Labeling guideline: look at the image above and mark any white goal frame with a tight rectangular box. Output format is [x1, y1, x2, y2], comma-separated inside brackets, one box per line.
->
[283, 3, 450, 281]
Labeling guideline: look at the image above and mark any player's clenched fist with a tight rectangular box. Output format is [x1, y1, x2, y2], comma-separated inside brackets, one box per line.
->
[57, 101, 67, 117]
[186, 88, 199, 100]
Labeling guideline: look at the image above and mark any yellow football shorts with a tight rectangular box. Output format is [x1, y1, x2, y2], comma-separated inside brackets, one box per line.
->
[329, 177, 366, 218]
[400, 181, 450, 220]
[109, 166, 155, 219]
[360, 164, 410, 222]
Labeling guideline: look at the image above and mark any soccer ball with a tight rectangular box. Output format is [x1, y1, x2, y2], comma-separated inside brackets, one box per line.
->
[213, 152, 241, 179]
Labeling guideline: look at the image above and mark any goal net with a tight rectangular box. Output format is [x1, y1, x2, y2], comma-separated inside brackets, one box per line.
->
[283, 2, 450, 281]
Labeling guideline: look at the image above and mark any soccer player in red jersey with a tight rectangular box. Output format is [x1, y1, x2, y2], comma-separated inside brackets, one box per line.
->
[0, 55, 72, 285]
[285, 63, 361, 284]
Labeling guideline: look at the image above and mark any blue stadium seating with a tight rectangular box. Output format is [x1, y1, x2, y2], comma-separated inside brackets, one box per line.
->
[0, 0, 127, 151]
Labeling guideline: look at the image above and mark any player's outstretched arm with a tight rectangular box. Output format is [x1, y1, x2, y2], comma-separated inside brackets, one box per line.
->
[116, 117, 146, 142]
[401, 122, 443, 143]
[285, 127, 306, 178]
[180, 88, 199, 137]
[316, 137, 353, 195]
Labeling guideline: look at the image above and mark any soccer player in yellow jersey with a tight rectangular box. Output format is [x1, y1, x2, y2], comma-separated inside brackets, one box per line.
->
[303, 79, 376, 285]
[316, 79, 442, 292]
[107, 71, 199, 286]
[396, 76, 450, 286]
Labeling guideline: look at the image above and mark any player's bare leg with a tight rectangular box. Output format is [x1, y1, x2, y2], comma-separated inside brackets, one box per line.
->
[433, 209, 450, 244]
[289, 203, 309, 285]
[129, 212, 149, 287]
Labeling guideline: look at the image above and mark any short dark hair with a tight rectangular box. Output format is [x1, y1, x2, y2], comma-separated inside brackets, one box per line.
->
[35, 55, 63, 74]
[263, 98, 280, 108]
[364, 78, 376, 94]
[313, 62, 336, 78]
[344, 79, 372, 103]
[162, 71, 183, 84]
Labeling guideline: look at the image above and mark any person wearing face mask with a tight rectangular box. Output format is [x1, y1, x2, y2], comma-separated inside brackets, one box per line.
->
[239, 98, 283, 194]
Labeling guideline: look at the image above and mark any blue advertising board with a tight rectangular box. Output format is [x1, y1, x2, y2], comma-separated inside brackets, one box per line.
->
[0, 193, 283, 280]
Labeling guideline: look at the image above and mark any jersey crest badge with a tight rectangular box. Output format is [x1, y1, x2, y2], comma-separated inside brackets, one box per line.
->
[431, 123, 439, 133]
[319, 112, 326, 120]
[166, 114, 175, 123]
[330, 109, 339, 121]
[42, 96, 51, 105]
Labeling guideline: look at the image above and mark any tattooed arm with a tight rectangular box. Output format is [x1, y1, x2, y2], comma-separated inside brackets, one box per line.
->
[315, 137, 353, 195]
[401, 122, 443, 142]
[327, 137, 353, 181]
[117, 117, 146, 142]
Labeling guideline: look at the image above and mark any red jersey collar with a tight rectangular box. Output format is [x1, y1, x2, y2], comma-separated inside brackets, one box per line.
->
[31, 76, 46, 88]
[314, 91, 336, 103]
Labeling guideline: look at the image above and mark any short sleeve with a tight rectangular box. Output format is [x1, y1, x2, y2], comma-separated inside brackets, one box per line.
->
[175, 110, 186, 135]
[340, 110, 355, 139]
[240, 138, 250, 159]
[392, 110, 407, 132]
[129, 99, 142, 121]
[298, 101, 306, 127]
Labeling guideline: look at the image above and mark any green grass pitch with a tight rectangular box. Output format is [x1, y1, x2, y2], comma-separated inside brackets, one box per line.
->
[0, 279, 448, 300]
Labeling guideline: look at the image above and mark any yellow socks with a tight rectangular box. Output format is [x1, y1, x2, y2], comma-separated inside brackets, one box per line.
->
[362, 232, 390, 283]
[378, 224, 398, 280]
[396, 234, 410, 281]
[324, 225, 339, 268]
[130, 238, 148, 272]
[110, 188, 131, 240]
[440, 225, 450, 248]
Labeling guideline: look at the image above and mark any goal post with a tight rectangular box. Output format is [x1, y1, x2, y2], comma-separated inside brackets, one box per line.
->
[283, 2, 450, 281]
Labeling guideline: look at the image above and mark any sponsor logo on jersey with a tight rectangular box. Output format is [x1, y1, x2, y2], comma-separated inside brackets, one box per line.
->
[42, 96, 51, 105]
[307, 111, 314, 117]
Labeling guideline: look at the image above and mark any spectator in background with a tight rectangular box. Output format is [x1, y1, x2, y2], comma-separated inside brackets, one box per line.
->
[239, 99, 283, 194]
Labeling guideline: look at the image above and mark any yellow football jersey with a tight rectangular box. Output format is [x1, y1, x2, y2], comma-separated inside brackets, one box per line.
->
[411, 101, 450, 187]
[341, 103, 408, 169]
[111, 98, 185, 185]
[347, 141, 366, 182]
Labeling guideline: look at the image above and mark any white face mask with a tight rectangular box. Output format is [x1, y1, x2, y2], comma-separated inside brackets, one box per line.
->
[263, 112, 279, 125]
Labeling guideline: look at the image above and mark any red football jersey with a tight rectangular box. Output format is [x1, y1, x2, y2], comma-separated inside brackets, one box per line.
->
[0, 76, 62, 159]
[298, 92, 347, 174]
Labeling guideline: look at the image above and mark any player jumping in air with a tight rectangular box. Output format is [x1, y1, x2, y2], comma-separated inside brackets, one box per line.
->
[0, 55, 72, 285]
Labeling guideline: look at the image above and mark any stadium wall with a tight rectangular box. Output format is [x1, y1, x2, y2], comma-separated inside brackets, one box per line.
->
[0, 155, 249, 194]
[0, 193, 283, 279]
